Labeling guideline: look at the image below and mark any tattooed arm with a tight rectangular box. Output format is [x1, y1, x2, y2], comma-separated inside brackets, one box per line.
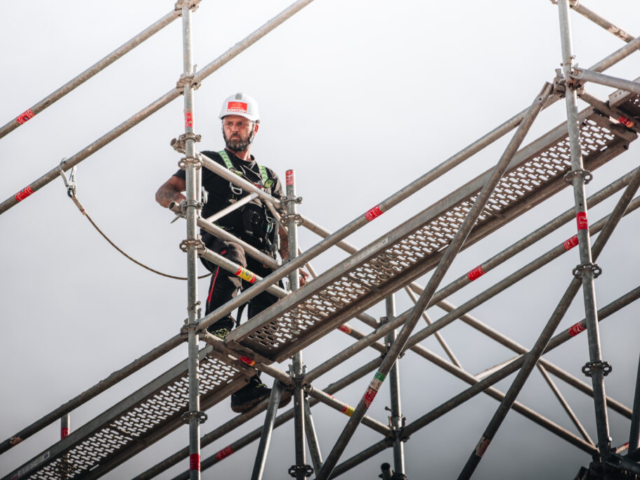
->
[278, 225, 290, 261]
[156, 176, 187, 208]
[278, 224, 310, 285]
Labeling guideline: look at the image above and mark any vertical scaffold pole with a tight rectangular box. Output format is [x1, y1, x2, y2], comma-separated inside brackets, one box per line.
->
[179, 2, 202, 479]
[285, 170, 311, 479]
[60, 415, 70, 480]
[629, 354, 640, 453]
[558, 0, 611, 457]
[251, 380, 285, 480]
[384, 295, 405, 479]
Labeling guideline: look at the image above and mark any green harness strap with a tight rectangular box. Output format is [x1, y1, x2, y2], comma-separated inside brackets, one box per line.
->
[218, 150, 274, 190]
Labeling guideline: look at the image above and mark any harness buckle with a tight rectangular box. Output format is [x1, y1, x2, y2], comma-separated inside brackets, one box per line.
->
[230, 183, 243, 196]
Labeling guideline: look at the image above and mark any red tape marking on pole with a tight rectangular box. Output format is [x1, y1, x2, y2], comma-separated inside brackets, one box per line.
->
[216, 446, 234, 461]
[338, 324, 352, 334]
[16, 109, 35, 125]
[475, 437, 491, 457]
[286, 170, 295, 186]
[190, 453, 200, 471]
[15, 186, 34, 202]
[184, 110, 194, 128]
[363, 372, 386, 408]
[576, 212, 588, 231]
[563, 235, 579, 251]
[467, 265, 485, 281]
[569, 321, 586, 337]
[239, 355, 256, 367]
[60, 428, 69, 439]
[365, 205, 383, 222]
[618, 116, 635, 128]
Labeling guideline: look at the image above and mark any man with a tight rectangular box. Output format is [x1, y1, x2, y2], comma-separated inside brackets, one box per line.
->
[156, 92, 304, 412]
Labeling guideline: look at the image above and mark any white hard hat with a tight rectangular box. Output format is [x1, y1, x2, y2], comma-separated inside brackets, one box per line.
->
[219, 92, 260, 123]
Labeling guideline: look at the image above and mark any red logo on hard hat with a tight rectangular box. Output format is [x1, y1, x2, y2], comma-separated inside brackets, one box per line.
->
[227, 101, 248, 113]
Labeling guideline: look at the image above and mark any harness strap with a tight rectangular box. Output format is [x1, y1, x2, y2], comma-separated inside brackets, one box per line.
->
[218, 150, 273, 190]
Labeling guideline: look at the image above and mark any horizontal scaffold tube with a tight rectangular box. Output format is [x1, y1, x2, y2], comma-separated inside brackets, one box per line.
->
[305, 190, 640, 384]
[134, 359, 382, 480]
[0, 0, 318, 216]
[331, 286, 640, 477]
[0, 9, 181, 140]
[0, 334, 184, 455]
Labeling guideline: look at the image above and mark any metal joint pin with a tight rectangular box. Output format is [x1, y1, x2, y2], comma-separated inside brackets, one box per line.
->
[572, 263, 602, 278]
[564, 169, 593, 184]
[582, 361, 613, 377]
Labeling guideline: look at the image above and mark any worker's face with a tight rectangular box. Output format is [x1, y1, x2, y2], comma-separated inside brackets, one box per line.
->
[222, 115, 259, 152]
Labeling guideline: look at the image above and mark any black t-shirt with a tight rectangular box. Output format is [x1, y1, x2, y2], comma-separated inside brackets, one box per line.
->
[173, 149, 284, 233]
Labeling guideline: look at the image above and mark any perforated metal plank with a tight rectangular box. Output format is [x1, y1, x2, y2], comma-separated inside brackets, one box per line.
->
[227, 95, 638, 364]
[6, 348, 250, 480]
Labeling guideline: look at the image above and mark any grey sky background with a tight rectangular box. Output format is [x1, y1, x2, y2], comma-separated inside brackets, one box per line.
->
[1, 1, 639, 479]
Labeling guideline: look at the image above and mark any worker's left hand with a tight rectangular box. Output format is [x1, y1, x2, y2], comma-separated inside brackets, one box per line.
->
[299, 269, 310, 286]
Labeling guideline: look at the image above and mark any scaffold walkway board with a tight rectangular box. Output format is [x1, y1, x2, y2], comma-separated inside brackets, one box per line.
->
[5, 347, 250, 480]
[226, 89, 638, 364]
[8, 86, 639, 480]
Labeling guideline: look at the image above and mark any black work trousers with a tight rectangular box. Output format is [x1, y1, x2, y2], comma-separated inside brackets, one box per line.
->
[200, 231, 279, 332]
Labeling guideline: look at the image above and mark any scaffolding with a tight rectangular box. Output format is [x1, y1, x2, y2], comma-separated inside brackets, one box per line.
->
[1, 1, 640, 479]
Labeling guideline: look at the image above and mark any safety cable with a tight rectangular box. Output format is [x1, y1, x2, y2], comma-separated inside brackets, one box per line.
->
[59, 166, 210, 280]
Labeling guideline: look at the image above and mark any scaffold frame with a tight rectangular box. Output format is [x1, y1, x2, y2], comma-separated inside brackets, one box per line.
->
[2, 1, 640, 479]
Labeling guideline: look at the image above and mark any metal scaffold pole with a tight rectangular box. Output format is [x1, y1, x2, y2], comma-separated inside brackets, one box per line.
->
[629, 354, 640, 456]
[384, 294, 406, 480]
[179, 2, 203, 479]
[284, 170, 312, 480]
[456, 146, 640, 479]
[251, 381, 284, 480]
[558, 0, 611, 459]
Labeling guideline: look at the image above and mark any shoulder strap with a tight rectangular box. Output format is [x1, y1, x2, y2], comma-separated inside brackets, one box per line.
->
[258, 164, 276, 190]
[218, 150, 242, 176]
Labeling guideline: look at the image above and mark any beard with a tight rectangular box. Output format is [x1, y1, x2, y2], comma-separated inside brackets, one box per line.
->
[223, 128, 255, 152]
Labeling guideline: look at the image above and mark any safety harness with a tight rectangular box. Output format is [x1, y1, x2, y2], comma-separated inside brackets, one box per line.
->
[219, 150, 274, 193]
[217, 150, 279, 257]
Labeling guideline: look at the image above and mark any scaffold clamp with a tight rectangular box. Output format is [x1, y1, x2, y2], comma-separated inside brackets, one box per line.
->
[549, 0, 580, 6]
[180, 237, 205, 253]
[573, 263, 602, 278]
[282, 195, 303, 205]
[280, 213, 303, 226]
[582, 361, 612, 377]
[288, 464, 313, 478]
[181, 410, 207, 424]
[553, 69, 566, 98]
[174, 0, 201, 13]
[564, 168, 593, 184]
[171, 133, 201, 154]
[178, 156, 203, 170]
[176, 73, 201, 93]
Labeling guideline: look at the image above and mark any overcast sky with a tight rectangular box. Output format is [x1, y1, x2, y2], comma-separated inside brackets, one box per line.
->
[1, 1, 640, 479]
